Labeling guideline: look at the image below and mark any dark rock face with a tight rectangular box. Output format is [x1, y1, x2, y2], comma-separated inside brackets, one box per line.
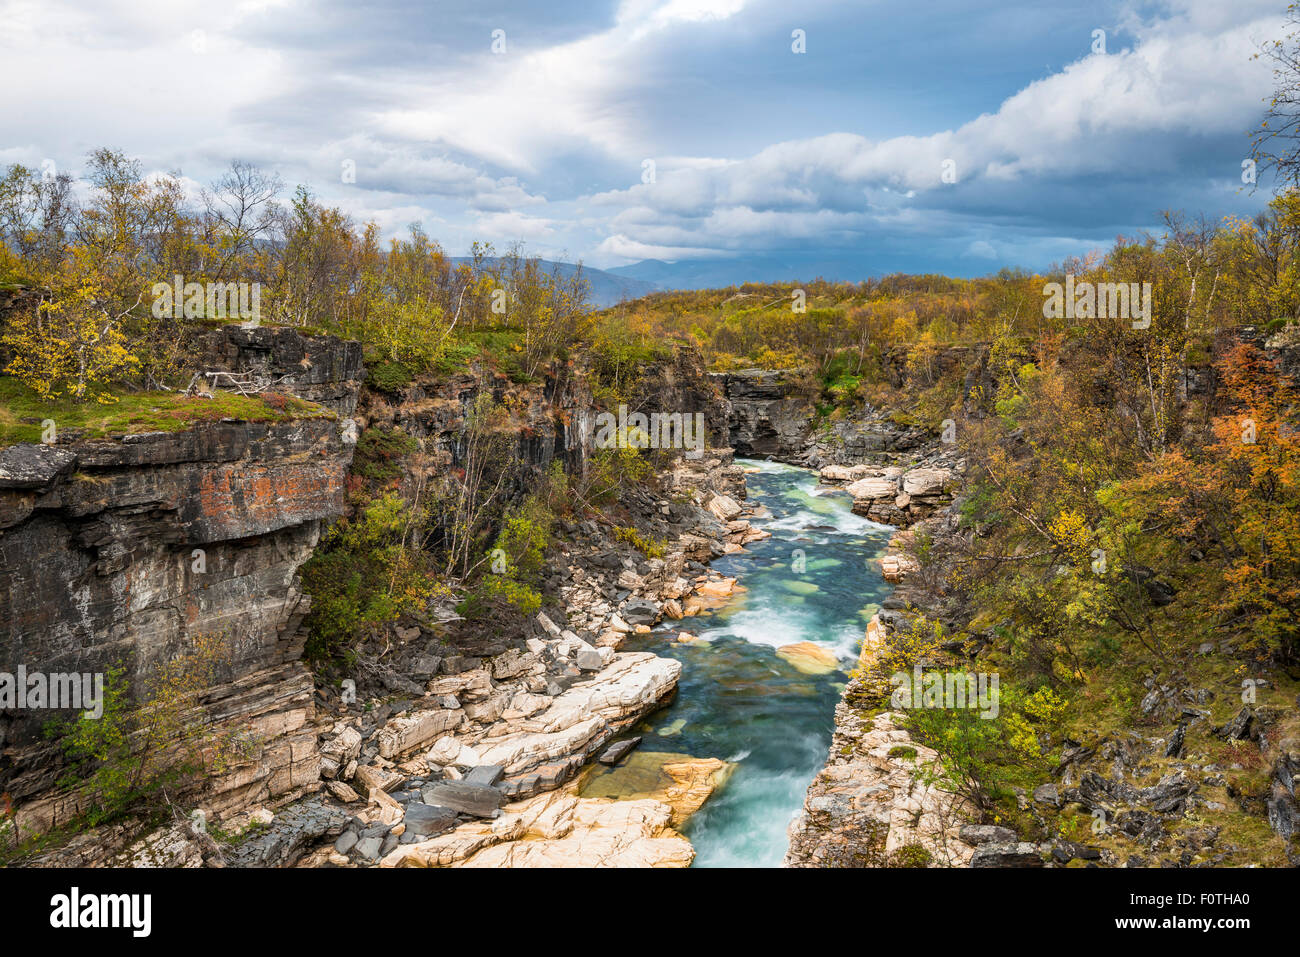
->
[365, 349, 730, 483]
[629, 349, 731, 450]
[710, 370, 815, 459]
[814, 418, 929, 464]
[190, 325, 365, 416]
[1269, 746, 1299, 854]
[0, 444, 77, 490]
[1, 411, 357, 833]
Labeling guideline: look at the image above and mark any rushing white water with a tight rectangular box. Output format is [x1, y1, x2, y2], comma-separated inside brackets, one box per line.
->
[617, 460, 894, 867]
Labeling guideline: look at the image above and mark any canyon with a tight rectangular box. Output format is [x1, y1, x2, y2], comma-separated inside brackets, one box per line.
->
[3, 325, 1297, 870]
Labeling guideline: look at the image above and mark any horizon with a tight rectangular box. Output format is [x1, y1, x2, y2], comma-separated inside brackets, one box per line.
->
[1, 0, 1286, 284]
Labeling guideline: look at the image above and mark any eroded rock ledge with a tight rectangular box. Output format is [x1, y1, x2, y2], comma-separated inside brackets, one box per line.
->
[1, 412, 359, 836]
[784, 617, 975, 868]
[157, 448, 761, 868]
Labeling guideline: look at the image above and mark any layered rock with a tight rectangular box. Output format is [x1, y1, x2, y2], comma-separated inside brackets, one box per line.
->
[784, 708, 976, 867]
[191, 325, 365, 416]
[0, 412, 357, 834]
[710, 369, 816, 458]
[826, 461, 961, 527]
[377, 788, 694, 868]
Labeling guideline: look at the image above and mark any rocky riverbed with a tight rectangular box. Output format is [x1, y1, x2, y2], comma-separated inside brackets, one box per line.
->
[85, 447, 772, 868]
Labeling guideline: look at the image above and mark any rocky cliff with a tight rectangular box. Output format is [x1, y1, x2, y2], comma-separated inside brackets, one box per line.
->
[5, 329, 760, 866]
[713, 366, 942, 467]
[711, 369, 815, 459]
[1, 327, 363, 840]
[191, 325, 365, 416]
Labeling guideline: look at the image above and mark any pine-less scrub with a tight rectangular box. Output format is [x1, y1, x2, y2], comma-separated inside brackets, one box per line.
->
[881, 325, 1300, 864]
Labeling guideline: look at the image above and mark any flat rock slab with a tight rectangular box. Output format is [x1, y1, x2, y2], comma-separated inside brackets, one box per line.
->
[462, 764, 505, 787]
[422, 781, 503, 818]
[598, 737, 642, 766]
[403, 803, 460, 837]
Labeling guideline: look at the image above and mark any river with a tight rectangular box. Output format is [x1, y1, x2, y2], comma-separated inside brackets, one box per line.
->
[584, 459, 894, 866]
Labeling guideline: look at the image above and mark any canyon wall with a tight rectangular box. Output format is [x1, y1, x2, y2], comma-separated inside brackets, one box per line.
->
[2, 327, 743, 861]
[1, 327, 363, 836]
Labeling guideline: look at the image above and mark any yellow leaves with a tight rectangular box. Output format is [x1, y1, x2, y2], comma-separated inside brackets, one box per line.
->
[1005, 713, 1041, 759]
[1048, 507, 1093, 559]
[1022, 685, 1069, 724]
[1, 283, 141, 403]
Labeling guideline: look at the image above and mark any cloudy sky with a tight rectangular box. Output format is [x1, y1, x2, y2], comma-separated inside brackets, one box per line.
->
[0, 0, 1288, 281]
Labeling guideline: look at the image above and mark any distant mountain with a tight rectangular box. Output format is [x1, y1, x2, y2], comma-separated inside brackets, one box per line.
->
[604, 251, 999, 292]
[450, 258, 657, 308]
[455, 252, 1000, 308]
[603, 255, 869, 292]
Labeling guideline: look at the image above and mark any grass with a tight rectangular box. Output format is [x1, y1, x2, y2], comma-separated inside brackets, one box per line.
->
[0, 376, 334, 447]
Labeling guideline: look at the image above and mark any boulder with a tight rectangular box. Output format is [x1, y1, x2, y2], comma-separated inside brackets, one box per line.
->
[846, 477, 897, 501]
[354, 765, 403, 793]
[620, 599, 661, 626]
[426, 736, 462, 767]
[1032, 783, 1061, 808]
[901, 467, 953, 497]
[576, 648, 605, 672]
[706, 494, 743, 521]
[491, 649, 537, 680]
[958, 824, 1017, 845]
[695, 577, 737, 599]
[598, 737, 643, 766]
[421, 782, 504, 818]
[463, 764, 506, 788]
[776, 641, 841, 676]
[326, 781, 361, 803]
[403, 803, 459, 838]
[969, 842, 1046, 867]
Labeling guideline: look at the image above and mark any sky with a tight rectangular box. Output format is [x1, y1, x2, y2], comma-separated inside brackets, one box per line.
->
[0, 0, 1289, 281]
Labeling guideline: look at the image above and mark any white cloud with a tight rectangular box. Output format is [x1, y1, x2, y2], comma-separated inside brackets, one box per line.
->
[0, 0, 1284, 272]
[595, 233, 729, 260]
[582, 0, 1284, 258]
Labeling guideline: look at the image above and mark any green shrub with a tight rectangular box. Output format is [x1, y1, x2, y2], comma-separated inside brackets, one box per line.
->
[902, 677, 1065, 816]
[367, 359, 413, 393]
[584, 446, 654, 504]
[889, 844, 933, 868]
[613, 524, 666, 558]
[43, 633, 246, 827]
[353, 427, 418, 484]
[492, 496, 553, 583]
[457, 575, 542, 619]
[302, 492, 443, 663]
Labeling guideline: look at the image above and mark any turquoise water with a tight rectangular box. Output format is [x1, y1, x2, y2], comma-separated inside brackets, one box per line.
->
[620, 459, 894, 867]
